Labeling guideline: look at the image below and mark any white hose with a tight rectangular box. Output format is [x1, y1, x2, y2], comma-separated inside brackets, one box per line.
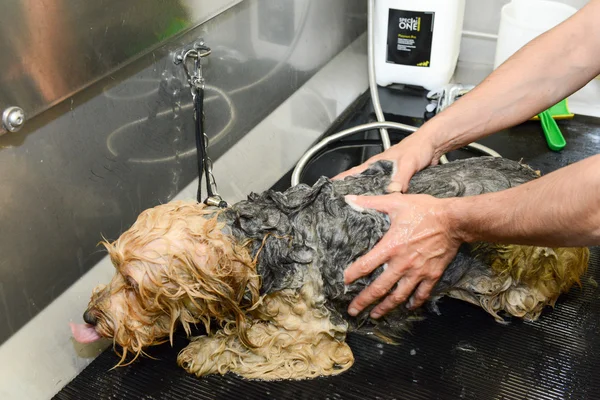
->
[290, 122, 501, 186]
[291, 121, 417, 186]
[368, 0, 391, 150]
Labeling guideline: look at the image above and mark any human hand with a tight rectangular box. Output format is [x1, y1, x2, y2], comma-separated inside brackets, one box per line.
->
[333, 132, 441, 193]
[344, 193, 461, 319]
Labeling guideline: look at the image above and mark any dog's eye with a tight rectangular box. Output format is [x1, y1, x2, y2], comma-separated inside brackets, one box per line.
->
[126, 276, 139, 291]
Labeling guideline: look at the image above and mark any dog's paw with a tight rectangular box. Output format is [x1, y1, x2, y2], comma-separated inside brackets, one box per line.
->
[177, 336, 225, 377]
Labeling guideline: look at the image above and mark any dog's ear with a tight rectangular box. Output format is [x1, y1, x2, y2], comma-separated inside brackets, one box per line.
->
[154, 214, 261, 348]
[98, 201, 261, 348]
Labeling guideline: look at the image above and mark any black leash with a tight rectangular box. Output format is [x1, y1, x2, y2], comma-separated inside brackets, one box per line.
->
[193, 86, 208, 202]
[177, 42, 228, 209]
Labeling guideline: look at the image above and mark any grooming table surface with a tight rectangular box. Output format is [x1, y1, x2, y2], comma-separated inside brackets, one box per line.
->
[55, 90, 600, 400]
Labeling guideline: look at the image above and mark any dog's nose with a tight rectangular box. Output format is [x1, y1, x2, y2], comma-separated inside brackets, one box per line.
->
[83, 309, 98, 326]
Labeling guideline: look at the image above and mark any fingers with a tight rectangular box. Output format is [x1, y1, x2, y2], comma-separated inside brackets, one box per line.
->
[369, 269, 441, 318]
[348, 258, 445, 318]
[370, 276, 418, 318]
[347, 263, 411, 317]
[407, 279, 437, 309]
[344, 236, 393, 285]
[344, 194, 396, 215]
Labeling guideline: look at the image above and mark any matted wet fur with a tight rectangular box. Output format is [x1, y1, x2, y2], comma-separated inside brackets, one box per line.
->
[82, 157, 589, 380]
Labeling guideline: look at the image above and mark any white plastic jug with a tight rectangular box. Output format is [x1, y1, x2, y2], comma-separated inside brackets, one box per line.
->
[494, 0, 577, 69]
[374, 0, 466, 90]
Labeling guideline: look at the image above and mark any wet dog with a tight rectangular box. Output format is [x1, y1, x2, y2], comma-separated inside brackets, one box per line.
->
[71, 157, 589, 380]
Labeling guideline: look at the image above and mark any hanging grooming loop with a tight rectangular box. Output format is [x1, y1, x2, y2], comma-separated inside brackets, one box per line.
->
[174, 41, 227, 208]
[174, 42, 212, 93]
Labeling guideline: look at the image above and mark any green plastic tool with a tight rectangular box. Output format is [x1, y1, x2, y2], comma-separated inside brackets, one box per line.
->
[532, 99, 574, 121]
[537, 109, 567, 151]
[532, 98, 572, 151]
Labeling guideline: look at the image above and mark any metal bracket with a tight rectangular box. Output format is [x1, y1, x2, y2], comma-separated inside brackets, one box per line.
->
[173, 40, 212, 64]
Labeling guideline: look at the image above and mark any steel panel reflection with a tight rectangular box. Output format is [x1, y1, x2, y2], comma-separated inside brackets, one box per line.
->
[0, 0, 366, 345]
[0, 0, 242, 134]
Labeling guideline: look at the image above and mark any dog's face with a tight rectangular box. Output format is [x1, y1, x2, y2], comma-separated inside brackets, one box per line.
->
[79, 201, 259, 363]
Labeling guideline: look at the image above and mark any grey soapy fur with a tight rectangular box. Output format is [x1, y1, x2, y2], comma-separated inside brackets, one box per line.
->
[222, 157, 539, 340]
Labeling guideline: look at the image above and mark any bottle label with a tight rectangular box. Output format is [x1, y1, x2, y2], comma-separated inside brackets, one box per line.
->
[386, 9, 434, 67]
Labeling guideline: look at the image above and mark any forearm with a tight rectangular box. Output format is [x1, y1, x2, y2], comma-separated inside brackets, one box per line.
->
[421, 0, 600, 156]
[447, 155, 600, 248]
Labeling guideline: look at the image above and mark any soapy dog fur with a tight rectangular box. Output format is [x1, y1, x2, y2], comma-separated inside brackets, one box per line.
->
[77, 157, 589, 380]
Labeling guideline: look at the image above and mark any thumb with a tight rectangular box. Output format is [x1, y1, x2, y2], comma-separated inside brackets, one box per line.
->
[344, 194, 394, 214]
[387, 160, 417, 193]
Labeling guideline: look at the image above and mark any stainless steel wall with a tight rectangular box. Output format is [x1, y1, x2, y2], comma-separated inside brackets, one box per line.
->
[0, 0, 366, 345]
[0, 0, 243, 134]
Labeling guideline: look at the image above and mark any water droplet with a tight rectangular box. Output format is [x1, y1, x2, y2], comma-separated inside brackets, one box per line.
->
[455, 341, 477, 353]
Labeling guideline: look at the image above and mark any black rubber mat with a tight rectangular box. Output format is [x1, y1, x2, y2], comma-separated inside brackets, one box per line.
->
[53, 250, 600, 400]
[55, 89, 600, 400]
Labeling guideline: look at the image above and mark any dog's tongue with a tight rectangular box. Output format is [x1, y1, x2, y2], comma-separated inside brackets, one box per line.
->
[70, 322, 102, 344]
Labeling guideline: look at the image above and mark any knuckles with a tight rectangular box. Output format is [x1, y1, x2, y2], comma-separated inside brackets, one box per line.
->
[413, 291, 429, 302]
[357, 262, 375, 276]
[368, 284, 390, 299]
[389, 292, 408, 304]
[427, 267, 444, 281]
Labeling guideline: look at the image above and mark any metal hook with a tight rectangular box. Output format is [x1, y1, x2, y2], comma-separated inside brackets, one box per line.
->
[181, 49, 202, 90]
[177, 44, 212, 93]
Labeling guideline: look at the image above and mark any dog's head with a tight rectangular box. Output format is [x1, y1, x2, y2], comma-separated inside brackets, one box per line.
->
[73, 201, 259, 364]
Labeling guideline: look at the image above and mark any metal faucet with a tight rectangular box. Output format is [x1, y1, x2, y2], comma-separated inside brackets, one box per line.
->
[425, 83, 474, 117]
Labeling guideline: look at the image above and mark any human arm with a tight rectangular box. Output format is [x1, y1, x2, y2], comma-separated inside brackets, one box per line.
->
[449, 154, 600, 248]
[336, 0, 600, 192]
[345, 154, 600, 319]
